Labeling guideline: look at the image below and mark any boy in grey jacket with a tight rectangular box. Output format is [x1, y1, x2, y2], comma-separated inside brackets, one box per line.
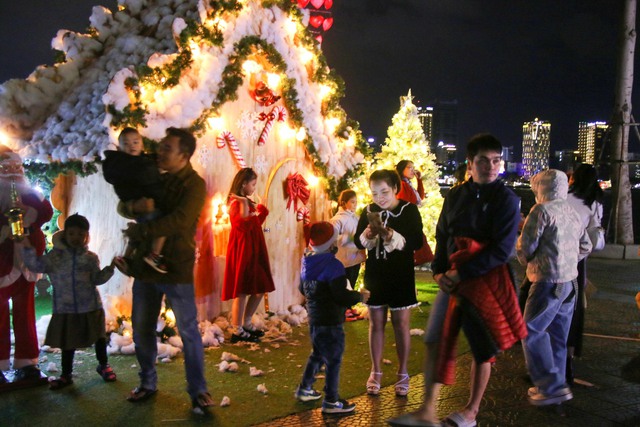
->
[517, 169, 592, 406]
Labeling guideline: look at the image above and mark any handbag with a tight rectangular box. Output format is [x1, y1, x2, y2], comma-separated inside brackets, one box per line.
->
[587, 202, 605, 251]
[587, 226, 605, 251]
[414, 233, 434, 265]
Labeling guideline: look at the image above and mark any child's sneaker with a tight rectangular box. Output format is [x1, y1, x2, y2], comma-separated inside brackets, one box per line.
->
[48, 375, 73, 390]
[294, 386, 322, 402]
[96, 364, 117, 382]
[144, 253, 168, 274]
[321, 399, 356, 414]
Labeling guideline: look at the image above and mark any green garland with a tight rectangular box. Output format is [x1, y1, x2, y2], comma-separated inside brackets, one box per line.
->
[105, 1, 365, 197]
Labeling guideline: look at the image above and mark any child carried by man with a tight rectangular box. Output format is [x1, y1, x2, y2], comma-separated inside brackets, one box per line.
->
[102, 127, 168, 273]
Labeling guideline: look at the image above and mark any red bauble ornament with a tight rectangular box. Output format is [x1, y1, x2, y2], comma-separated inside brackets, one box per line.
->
[309, 15, 324, 28]
[322, 17, 333, 31]
[298, 0, 310, 7]
[324, 0, 333, 9]
[310, 0, 324, 9]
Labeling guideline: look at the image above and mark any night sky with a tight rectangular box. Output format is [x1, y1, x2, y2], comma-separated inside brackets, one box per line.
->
[0, 0, 637, 157]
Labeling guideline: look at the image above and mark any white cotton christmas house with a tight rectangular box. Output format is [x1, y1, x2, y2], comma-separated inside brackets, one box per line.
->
[0, 0, 366, 322]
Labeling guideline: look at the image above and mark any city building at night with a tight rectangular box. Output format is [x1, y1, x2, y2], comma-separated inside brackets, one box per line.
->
[522, 118, 550, 178]
[578, 121, 608, 166]
[551, 149, 581, 173]
[416, 105, 433, 145]
[427, 99, 459, 155]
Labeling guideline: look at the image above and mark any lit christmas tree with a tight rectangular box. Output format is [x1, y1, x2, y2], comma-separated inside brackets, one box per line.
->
[350, 89, 443, 244]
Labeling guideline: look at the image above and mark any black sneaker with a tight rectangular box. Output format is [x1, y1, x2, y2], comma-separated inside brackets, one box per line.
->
[294, 386, 322, 402]
[230, 330, 260, 343]
[0, 371, 6, 384]
[14, 365, 42, 381]
[321, 399, 356, 414]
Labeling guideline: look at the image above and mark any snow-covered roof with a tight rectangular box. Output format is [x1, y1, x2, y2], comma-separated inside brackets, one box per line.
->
[0, 0, 364, 178]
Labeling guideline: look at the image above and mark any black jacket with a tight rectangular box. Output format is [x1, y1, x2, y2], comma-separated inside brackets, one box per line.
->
[102, 150, 163, 202]
[299, 252, 362, 326]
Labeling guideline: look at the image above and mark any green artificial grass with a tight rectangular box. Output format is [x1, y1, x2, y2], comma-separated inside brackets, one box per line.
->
[1, 274, 450, 426]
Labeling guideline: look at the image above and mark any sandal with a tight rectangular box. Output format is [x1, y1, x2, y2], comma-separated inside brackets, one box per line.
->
[192, 391, 214, 415]
[49, 375, 73, 390]
[395, 373, 410, 397]
[366, 371, 382, 395]
[127, 386, 157, 402]
[96, 364, 117, 382]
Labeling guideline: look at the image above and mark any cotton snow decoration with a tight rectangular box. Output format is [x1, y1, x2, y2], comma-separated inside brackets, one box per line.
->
[46, 362, 59, 373]
[157, 342, 181, 359]
[410, 329, 425, 336]
[249, 367, 264, 377]
[220, 396, 231, 407]
[167, 336, 183, 349]
[257, 383, 268, 394]
[0, 0, 364, 178]
[120, 342, 137, 355]
[221, 351, 248, 364]
[218, 360, 230, 372]
[227, 362, 239, 372]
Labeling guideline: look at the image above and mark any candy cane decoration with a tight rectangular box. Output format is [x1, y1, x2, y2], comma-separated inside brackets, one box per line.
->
[296, 206, 310, 225]
[258, 106, 288, 146]
[216, 131, 246, 168]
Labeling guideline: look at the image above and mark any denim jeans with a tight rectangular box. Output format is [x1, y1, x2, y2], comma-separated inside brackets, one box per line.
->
[132, 280, 208, 399]
[300, 325, 345, 402]
[522, 280, 576, 395]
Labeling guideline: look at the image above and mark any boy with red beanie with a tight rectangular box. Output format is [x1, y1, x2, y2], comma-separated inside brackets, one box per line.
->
[295, 221, 370, 414]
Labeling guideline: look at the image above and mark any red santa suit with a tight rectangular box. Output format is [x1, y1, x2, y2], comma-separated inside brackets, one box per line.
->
[0, 150, 53, 372]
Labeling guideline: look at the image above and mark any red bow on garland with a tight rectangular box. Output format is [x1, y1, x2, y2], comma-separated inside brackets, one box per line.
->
[285, 173, 310, 211]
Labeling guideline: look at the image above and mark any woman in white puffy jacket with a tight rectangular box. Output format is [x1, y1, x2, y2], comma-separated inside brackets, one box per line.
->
[330, 190, 366, 289]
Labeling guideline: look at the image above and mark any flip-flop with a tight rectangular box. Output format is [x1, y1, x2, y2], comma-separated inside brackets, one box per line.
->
[127, 386, 157, 402]
[444, 412, 477, 427]
[387, 413, 443, 427]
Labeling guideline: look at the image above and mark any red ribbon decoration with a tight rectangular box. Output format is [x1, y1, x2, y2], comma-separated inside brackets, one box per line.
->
[285, 172, 311, 211]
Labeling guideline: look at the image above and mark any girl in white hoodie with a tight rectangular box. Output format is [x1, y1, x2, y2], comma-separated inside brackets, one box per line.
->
[330, 190, 366, 289]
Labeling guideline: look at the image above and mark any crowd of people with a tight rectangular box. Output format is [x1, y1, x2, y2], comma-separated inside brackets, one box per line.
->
[0, 128, 605, 423]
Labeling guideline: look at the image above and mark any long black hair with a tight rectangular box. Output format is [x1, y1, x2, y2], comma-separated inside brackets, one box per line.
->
[227, 168, 258, 203]
[395, 160, 411, 179]
[569, 164, 603, 206]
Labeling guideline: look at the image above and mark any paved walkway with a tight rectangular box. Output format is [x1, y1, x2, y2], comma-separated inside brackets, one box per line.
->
[255, 258, 640, 426]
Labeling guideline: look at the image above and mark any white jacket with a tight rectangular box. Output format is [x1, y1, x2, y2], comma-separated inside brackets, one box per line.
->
[330, 208, 366, 268]
[517, 170, 592, 283]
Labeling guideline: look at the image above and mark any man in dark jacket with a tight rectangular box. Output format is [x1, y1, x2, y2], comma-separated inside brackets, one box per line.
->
[390, 133, 523, 427]
[296, 221, 369, 415]
[118, 128, 214, 415]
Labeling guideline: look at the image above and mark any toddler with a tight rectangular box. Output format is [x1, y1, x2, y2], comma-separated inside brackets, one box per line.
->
[103, 128, 168, 273]
[22, 214, 117, 389]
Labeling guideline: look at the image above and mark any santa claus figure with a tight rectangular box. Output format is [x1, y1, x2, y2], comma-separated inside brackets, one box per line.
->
[0, 147, 52, 383]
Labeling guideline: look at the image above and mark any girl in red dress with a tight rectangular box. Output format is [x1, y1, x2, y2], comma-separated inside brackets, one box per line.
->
[222, 168, 275, 343]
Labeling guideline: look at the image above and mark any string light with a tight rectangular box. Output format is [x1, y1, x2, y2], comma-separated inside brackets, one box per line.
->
[266, 73, 281, 89]
[207, 116, 224, 131]
[325, 117, 340, 134]
[296, 127, 307, 142]
[306, 174, 319, 188]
